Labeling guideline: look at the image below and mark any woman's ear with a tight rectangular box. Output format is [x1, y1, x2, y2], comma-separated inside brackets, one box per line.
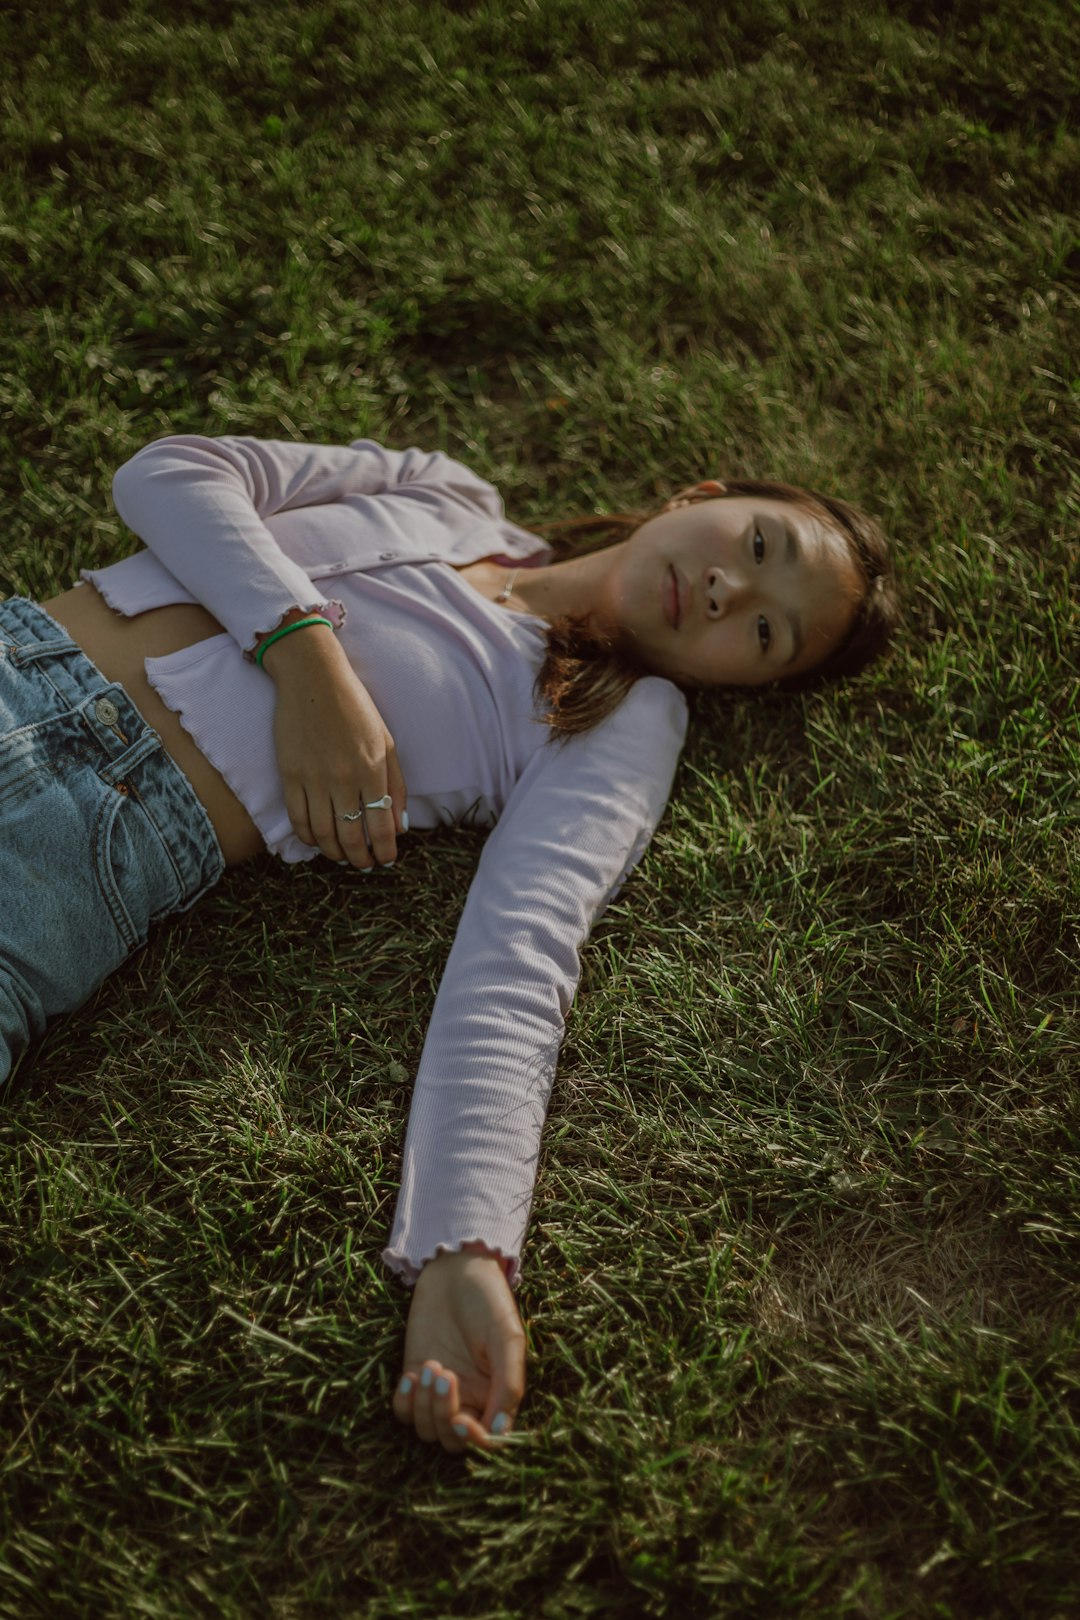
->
[664, 480, 728, 510]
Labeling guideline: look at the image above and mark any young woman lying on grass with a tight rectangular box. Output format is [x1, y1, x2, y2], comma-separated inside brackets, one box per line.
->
[1, 435, 897, 1452]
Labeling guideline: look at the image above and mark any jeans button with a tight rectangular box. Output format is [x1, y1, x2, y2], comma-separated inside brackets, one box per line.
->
[95, 697, 120, 726]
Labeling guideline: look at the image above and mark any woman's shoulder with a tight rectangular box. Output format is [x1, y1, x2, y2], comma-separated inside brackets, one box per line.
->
[610, 674, 689, 740]
[548, 675, 688, 778]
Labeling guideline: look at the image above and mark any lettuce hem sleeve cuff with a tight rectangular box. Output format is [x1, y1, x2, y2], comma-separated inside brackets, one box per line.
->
[240, 597, 348, 662]
[381, 1238, 520, 1291]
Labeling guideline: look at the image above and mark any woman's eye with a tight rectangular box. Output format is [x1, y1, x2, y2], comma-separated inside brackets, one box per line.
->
[758, 615, 771, 652]
[753, 529, 765, 563]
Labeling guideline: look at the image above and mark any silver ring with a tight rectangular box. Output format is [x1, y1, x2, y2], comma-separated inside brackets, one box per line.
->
[335, 809, 365, 822]
[364, 793, 394, 812]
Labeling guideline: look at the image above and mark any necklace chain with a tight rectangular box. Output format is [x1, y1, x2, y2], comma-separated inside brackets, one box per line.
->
[495, 567, 519, 604]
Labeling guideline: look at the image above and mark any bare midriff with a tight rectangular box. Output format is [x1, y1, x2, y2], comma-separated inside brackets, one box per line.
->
[38, 560, 527, 870]
[40, 583, 264, 866]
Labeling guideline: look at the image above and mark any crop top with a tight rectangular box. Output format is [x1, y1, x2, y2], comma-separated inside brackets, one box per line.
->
[81, 436, 688, 1288]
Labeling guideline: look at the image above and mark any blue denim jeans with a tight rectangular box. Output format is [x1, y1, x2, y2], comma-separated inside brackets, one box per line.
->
[0, 598, 226, 1085]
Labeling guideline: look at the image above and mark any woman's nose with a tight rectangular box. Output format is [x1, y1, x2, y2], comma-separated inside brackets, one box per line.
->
[705, 567, 746, 617]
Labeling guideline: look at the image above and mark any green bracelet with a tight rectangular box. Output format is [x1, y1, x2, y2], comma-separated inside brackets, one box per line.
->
[254, 614, 334, 668]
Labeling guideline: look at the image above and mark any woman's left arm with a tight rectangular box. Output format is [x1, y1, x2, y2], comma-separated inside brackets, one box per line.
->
[385, 677, 688, 1449]
[109, 434, 512, 659]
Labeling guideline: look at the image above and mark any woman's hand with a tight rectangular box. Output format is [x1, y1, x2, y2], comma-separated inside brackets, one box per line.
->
[259, 615, 407, 869]
[393, 1246, 526, 1453]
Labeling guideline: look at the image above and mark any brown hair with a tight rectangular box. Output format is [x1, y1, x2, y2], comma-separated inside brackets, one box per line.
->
[521, 478, 899, 736]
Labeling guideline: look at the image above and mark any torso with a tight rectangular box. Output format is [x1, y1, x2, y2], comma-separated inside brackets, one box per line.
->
[39, 559, 527, 868]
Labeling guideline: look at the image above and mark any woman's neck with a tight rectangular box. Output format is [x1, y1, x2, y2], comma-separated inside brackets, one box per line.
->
[512, 543, 621, 627]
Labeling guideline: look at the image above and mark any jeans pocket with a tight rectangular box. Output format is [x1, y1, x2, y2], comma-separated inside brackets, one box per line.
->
[0, 719, 61, 813]
[92, 784, 161, 958]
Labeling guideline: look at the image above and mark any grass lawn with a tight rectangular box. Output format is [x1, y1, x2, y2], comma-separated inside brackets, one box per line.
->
[0, 2, 1077, 1616]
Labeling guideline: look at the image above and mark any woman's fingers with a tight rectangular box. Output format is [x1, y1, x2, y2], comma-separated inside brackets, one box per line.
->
[283, 773, 356, 865]
[392, 1362, 511, 1454]
[393, 1362, 466, 1450]
[360, 788, 397, 868]
[331, 795, 374, 869]
[415, 1362, 460, 1448]
[480, 1328, 526, 1438]
[305, 739, 406, 871]
[386, 741, 409, 839]
[283, 780, 317, 851]
[273, 669, 408, 867]
[355, 736, 405, 866]
[330, 743, 406, 869]
[307, 787, 352, 866]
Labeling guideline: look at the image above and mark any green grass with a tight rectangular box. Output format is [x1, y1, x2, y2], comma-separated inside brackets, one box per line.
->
[0, 1, 1077, 1615]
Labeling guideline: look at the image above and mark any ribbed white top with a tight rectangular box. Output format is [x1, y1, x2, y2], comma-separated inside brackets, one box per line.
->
[83, 436, 687, 1286]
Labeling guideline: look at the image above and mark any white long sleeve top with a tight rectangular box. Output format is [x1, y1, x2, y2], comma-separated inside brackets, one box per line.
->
[81, 436, 688, 1287]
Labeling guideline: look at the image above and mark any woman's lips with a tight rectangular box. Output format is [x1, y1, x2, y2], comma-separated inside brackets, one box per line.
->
[665, 564, 686, 629]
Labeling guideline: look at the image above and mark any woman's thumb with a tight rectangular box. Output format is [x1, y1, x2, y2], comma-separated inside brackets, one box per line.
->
[481, 1317, 527, 1436]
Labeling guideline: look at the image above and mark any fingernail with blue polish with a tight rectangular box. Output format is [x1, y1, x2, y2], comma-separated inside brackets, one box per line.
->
[420, 1366, 434, 1389]
[402, 811, 410, 832]
[435, 1375, 450, 1396]
[453, 1422, 468, 1437]
[491, 1411, 510, 1435]
[398, 1376, 413, 1396]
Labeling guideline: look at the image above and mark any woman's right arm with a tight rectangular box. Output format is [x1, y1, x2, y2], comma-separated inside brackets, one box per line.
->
[110, 433, 510, 660]
[110, 434, 501, 865]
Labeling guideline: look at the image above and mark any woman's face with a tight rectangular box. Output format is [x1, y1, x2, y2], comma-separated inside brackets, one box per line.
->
[601, 486, 863, 687]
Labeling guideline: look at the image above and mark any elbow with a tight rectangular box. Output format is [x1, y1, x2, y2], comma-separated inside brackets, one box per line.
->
[112, 437, 174, 508]
[111, 435, 220, 522]
[111, 458, 142, 524]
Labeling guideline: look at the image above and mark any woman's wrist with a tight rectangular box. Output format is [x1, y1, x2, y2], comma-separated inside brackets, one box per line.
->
[420, 1242, 510, 1276]
[255, 609, 340, 677]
